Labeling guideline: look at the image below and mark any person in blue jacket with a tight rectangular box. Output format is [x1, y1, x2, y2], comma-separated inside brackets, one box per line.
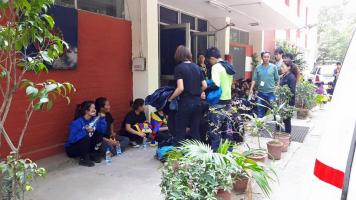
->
[65, 101, 107, 167]
[95, 97, 130, 155]
[280, 58, 298, 134]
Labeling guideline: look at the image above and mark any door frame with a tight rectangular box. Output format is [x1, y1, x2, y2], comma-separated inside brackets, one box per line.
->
[191, 31, 216, 62]
[230, 42, 253, 79]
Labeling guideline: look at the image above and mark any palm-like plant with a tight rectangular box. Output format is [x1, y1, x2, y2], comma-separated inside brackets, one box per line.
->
[242, 113, 271, 148]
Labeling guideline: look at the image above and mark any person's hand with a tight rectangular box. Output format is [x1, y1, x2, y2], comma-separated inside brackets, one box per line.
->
[99, 112, 106, 117]
[110, 132, 117, 139]
[85, 126, 94, 133]
[110, 139, 118, 146]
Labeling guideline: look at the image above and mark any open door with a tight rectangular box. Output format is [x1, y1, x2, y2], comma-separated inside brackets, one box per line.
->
[159, 23, 190, 86]
[191, 31, 216, 63]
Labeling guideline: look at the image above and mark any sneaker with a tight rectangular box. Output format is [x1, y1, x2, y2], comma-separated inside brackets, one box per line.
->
[90, 154, 102, 163]
[130, 141, 140, 148]
[79, 158, 95, 167]
[150, 140, 158, 147]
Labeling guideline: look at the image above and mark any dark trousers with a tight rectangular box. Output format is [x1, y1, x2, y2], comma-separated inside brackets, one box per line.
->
[122, 132, 144, 144]
[66, 132, 102, 159]
[256, 92, 276, 118]
[173, 98, 202, 145]
[283, 118, 292, 134]
[102, 135, 130, 155]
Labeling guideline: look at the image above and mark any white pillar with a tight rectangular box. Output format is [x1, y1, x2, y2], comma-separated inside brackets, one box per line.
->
[208, 17, 231, 55]
[125, 0, 159, 100]
[249, 31, 264, 55]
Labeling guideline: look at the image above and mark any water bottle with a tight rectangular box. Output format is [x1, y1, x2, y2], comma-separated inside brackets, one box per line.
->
[116, 144, 122, 156]
[142, 137, 147, 149]
[105, 148, 112, 165]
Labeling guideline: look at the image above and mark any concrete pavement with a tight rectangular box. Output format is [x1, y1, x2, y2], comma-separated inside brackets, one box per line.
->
[27, 107, 327, 200]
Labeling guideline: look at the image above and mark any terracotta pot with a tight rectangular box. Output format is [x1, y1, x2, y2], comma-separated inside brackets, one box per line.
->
[233, 176, 249, 193]
[267, 140, 283, 160]
[275, 133, 291, 152]
[246, 152, 267, 162]
[217, 189, 231, 200]
[297, 108, 309, 119]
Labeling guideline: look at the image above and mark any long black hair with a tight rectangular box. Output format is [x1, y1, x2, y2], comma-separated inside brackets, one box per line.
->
[130, 98, 144, 110]
[74, 101, 95, 120]
[283, 58, 300, 81]
[95, 97, 107, 113]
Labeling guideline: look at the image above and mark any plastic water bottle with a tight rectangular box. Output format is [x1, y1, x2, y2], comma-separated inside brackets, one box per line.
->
[142, 137, 147, 149]
[105, 148, 112, 165]
[116, 144, 122, 156]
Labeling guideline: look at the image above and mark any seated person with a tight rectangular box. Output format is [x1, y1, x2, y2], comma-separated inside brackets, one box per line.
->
[65, 101, 107, 167]
[151, 109, 171, 147]
[95, 97, 130, 156]
[120, 99, 150, 148]
[315, 82, 325, 95]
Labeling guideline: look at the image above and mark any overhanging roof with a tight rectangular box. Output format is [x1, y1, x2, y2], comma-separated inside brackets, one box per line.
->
[158, 0, 303, 31]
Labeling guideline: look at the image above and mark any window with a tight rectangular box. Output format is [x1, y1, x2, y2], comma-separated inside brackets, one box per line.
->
[160, 7, 178, 24]
[55, 0, 125, 18]
[230, 29, 249, 45]
[198, 19, 208, 32]
[55, 0, 75, 8]
[77, 0, 124, 18]
[181, 13, 196, 30]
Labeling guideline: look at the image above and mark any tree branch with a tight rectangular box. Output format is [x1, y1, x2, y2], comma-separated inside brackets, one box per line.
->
[17, 102, 34, 151]
[0, 122, 17, 152]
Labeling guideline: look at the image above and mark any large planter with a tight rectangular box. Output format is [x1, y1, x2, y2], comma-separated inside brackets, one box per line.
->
[267, 140, 283, 160]
[275, 133, 291, 152]
[217, 189, 231, 200]
[233, 176, 249, 194]
[246, 152, 267, 163]
[297, 108, 309, 119]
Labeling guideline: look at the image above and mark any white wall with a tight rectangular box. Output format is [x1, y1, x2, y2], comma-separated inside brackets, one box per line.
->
[208, 17, 231, 55]
[125, 0, 159, 100]
[249, 31, 264, 54]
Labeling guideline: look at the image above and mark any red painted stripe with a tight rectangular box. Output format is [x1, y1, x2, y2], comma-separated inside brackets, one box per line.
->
[314, 159, 344, 189]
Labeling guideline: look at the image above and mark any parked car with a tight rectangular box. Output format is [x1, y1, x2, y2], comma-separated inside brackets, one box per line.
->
[307, 65, 336, 84]
[308, 32, 355, 199]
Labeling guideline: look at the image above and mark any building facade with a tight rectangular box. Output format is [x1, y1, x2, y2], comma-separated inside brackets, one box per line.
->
[2, 0, 317, 159]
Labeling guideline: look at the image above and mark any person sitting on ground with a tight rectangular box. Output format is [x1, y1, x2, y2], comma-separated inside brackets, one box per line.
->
[151, 109, 172, 147]
[120, 99, 148, 148]
[65, 101, 107, 167]
[315, 82, 325, 95]
[95, 97, 130, 155]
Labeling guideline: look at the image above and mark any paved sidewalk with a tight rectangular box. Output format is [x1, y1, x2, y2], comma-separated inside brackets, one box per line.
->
[27, 107, 327, 200]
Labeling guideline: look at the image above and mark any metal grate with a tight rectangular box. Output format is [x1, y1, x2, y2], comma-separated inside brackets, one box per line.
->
[260, 124, 310, 143]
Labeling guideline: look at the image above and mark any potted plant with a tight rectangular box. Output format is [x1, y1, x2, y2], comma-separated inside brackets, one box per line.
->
[315, 94, 328, 110]
[295, 81, 316, 119]
[161, 140, 237, 200]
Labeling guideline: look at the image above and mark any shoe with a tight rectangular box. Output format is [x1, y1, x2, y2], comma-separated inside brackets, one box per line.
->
[79, 158, 95, 167]
[130, 141, 140, 148]
[90, 154, 102, 163]
[150, 140, 158, 147]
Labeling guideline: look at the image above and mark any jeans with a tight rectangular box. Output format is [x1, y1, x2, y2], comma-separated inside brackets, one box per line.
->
[102, 135, 130, 155]
[256, 92, 276, 118]
[173, 97, 202, 145]
[208, 102, 234, 152]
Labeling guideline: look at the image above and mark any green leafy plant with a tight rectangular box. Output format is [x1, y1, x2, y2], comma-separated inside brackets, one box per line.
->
[315, 94, 328, 106]
[161, 140, 238, 200]
[295, 81, 316, 110]
[0, 1, 75, 199]
[242, 114, 271, 149]
[251, 53, 260, 69]
[275, 85, 293, 106]
[276, 40, 307, 71]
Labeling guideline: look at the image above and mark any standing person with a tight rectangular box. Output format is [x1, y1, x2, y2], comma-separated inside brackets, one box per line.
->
[120, 99, 148, 148]
[333, 62, 342, 86]
[168, 45, 207, 145]
[197, 53, 208, 79]
[205, 47, 236, 151]
[250, 51, 279, 118]
[95, 97, 130, 155]
[65, 101, 107, 167]
[280, 59, 298, 134]
[274, 47, 284, 74]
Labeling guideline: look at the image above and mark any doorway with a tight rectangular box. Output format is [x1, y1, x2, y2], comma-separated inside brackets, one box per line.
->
[230, 46, 246, 80]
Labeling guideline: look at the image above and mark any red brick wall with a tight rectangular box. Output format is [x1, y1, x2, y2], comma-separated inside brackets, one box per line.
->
[1, 10, 132, 160]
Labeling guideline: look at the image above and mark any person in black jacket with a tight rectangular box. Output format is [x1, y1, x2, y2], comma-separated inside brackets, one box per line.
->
[168, 45, 207, 145]
[279, 58, 298, 133]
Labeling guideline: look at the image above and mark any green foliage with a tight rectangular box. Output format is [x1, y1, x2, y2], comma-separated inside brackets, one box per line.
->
[276, 40, 306, 71]
[161, 141, 237, 200]
[0, 1, 75, 199]
[0, 152, 46, 200]
[317, 2, 356, 63]
[315, 94, 328, 106]
[251, 53, 260, 69]
[275, 85, 293, 106]
[296, 81, 316, 110]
